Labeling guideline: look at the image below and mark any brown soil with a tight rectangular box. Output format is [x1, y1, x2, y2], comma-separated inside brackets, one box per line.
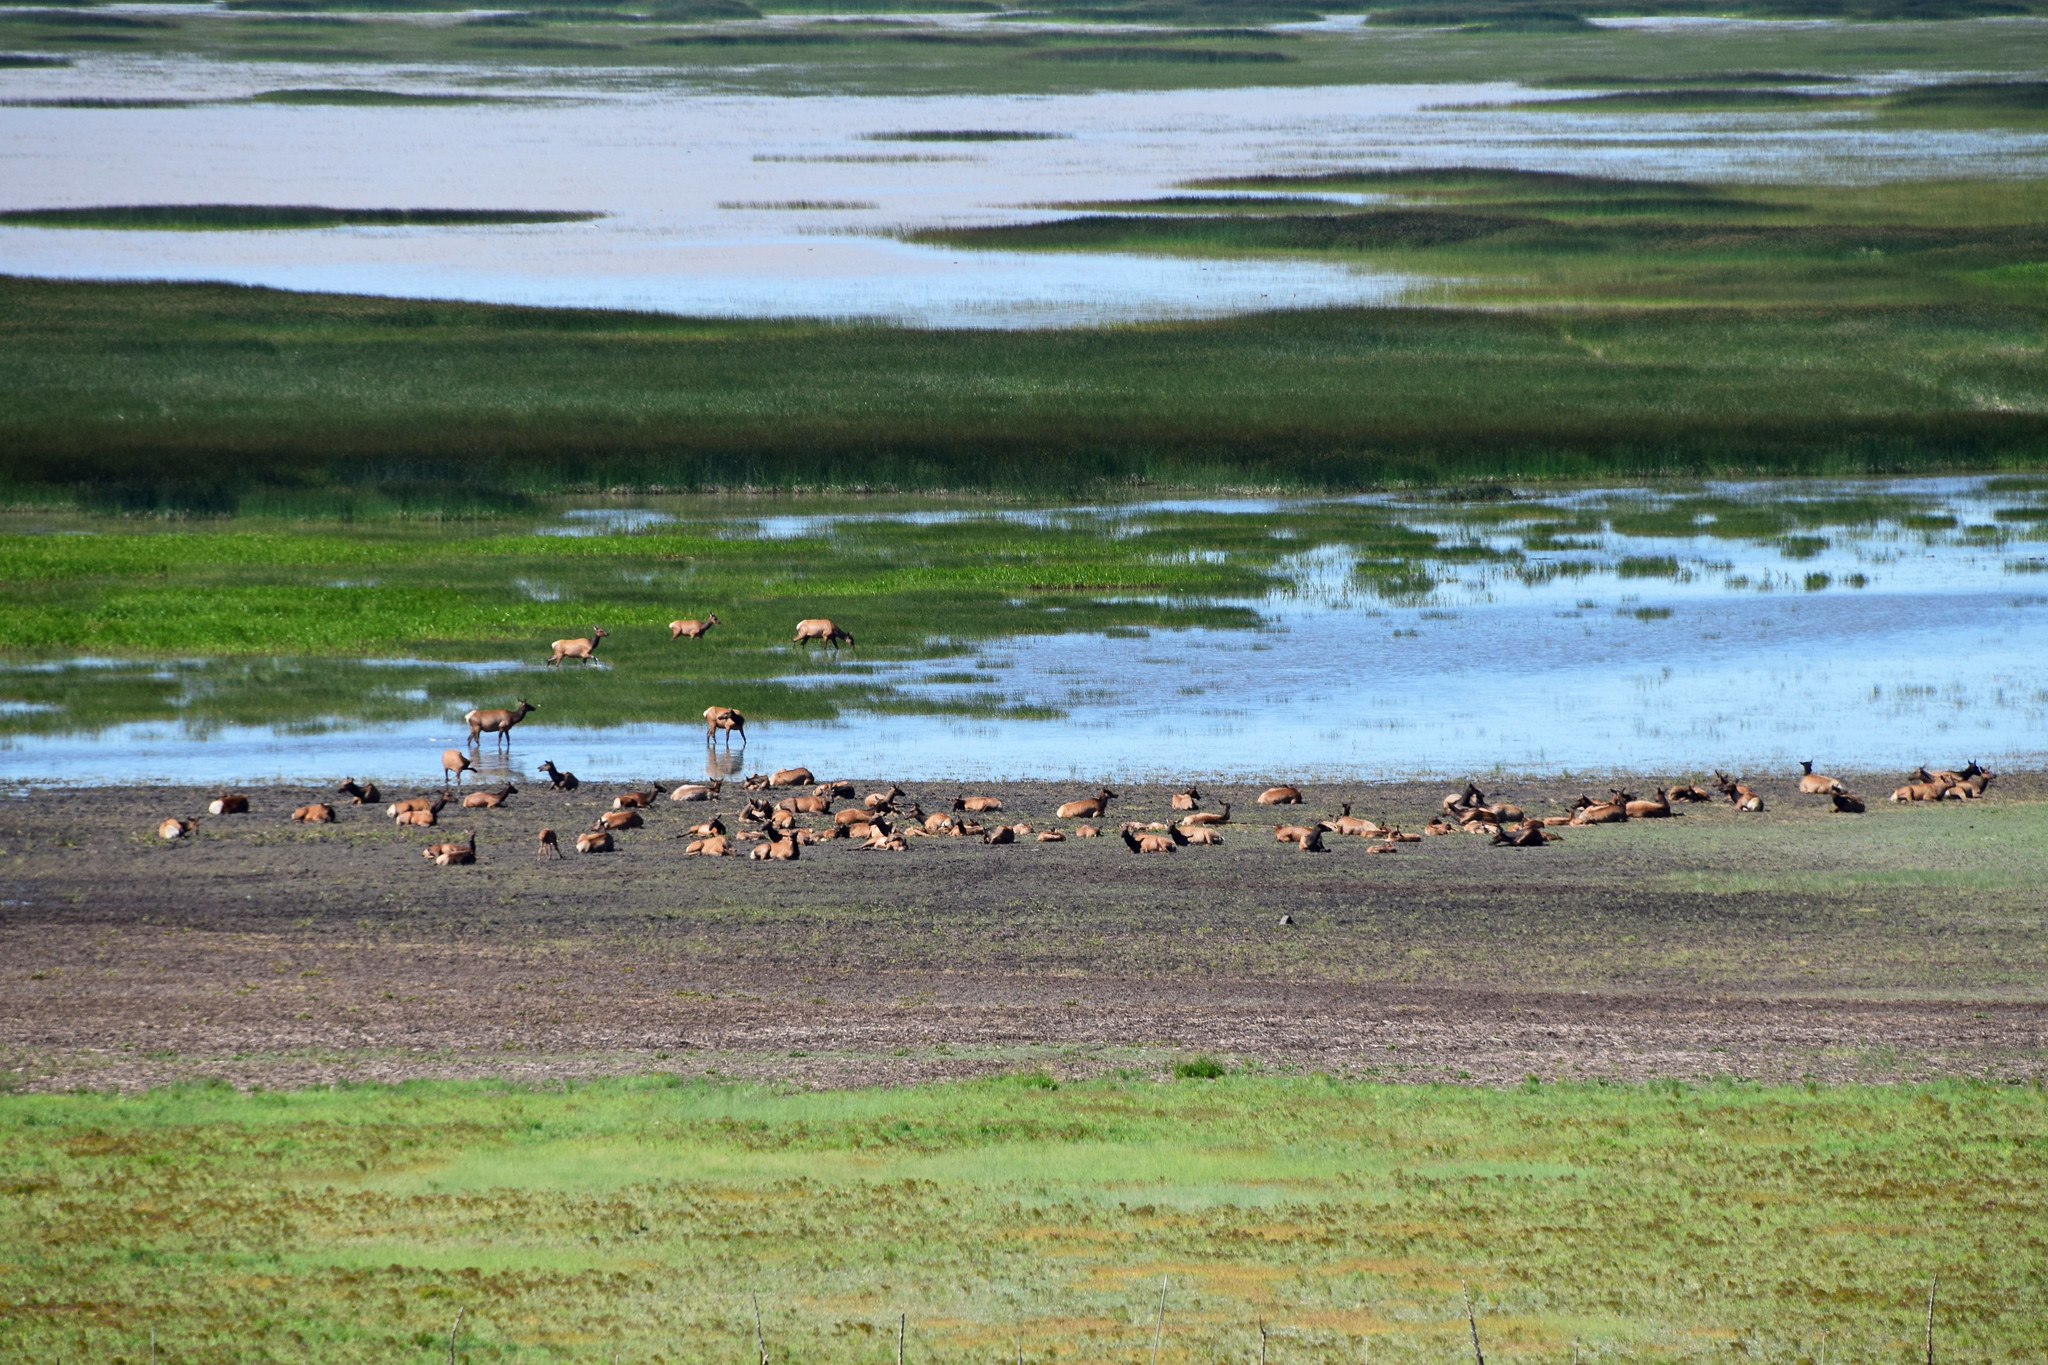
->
[4, 772, 2043, 1092]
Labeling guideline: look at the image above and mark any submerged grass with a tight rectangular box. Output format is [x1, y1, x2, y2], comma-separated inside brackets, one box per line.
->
[0, 205, 600, 230]
[0, 1074, 2042, 1363]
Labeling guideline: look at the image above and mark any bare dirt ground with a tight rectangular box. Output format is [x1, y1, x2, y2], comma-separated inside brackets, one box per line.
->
[3, 770, 2043, 1091]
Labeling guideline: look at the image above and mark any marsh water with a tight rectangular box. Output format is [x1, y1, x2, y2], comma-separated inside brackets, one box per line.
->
[6, 52, 2048, 323]
[5, 477, 2045, 785]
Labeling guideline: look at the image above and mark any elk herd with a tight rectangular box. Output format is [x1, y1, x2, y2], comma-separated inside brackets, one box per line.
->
[155, 756, 2001, 870]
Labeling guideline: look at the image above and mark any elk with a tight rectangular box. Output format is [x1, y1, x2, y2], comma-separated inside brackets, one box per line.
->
[547, 626, 608, 667]
[859, 829, 908, 852]
[1442, 782, 1485, 814]
[336, 778, 380, 805]
[1120, 827, 1175, 854]
[983, 824, 1016, 845]
[704, 706, 746, 746]
[388, 794, 439, 817]
[954, 795, 1004, 813]
[792, 618, 854, 652]
[537, 828, 561, 860]
[395, 803, 444, 828]
[769, 767, 814, 788]
[1953, 771, 1996, 799]
[1917, 761, 1983, 786]
[597, 810, 643, 832]
[669, 613, 721, 641]
[1074, 824, 1102, 838]
[463, 784, 517, 810]
[1423, 817, 1452, 836]
[576, 829, 614, 854]
[684, 815, 727, 839]
[1179, 826, 1222, 845]
[1797, 760, 1845, 796]
[1713, 772, 1765, 812]
[1831, 791, 1867, 814]
[1179, 802, 1229, 827]
[442, 749, 473, 788]
[209, 793, 249, 816]
[1668, 783, 1712, 802]
[292, 803, 336, 823]
[1057, 788, 1117, 820]
[1624, 789, 1672, 819]
[864, 785, 905, 811]
[1324, 803, 1382, 837]
[833, 806, 876, 828]
[1492, 822, 1549, 848]
[1571, 796, 1627, 825]
[751, 835, 799, 861]
[1257, 785, 1303, 806]
[1274, 823, 1317, 845]
[538, 761, 578, 791]
[614, 786, 662, 809]
[816, 780, 856, 799]
[1170, 786, 1201, 811]
[159, 817, 196, 841]
[465, 700, 535, 750]
[685, 834, 731, 856]
[778, 791, 833, 815]
[1295, 826, 1327, 852]
[1036, 829, 1065, 843]
[672, 780, 722, 802]
[1890, 779, 1952, 803]
[424, 831, 475, 864]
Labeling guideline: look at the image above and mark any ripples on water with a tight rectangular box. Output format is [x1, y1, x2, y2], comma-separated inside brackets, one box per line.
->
[4, 477, 2044, 785]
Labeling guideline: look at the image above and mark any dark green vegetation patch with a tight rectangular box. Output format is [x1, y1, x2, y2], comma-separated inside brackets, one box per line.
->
[0, 206, 603, 230]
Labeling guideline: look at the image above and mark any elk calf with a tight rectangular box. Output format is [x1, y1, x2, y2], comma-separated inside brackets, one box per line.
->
[669, 613, 721, 641]
[537, 828, 562, 860]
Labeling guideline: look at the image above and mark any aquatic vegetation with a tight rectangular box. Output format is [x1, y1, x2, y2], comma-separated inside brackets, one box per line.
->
[0, 205, 602, 230]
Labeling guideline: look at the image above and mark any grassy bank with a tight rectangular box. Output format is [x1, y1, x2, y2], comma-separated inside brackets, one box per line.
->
[1, 1074, 2041, 1363]
[2, 277, 2044, 511]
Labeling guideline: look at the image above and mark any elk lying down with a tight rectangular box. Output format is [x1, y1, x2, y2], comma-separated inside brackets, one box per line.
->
[1831, 791, 1867, 814]
[769, 767, 814, 788]
[751, 836, 799, 861]
[1121, 828, 1175, 854]
[1057, 788, 1117, 820]
[1179, 802, 1230, 827]
[464, 785, 517, 810]
[955, 795, 1004, 813]
[597, 810, 643, 832]
[686, 835, 731, 856]
[1797, 760, 1845, 796]
[423, 831, 476, 865]
[292, 804, 336, 823]
[1257, 785, 1303, 806]
[159, 818, 196, 841]
[336, 778, 380, 805]
[672, 780, 721, 802]
[1171, 786, 1201, 811]
[210, 793, 249, 816]
[538, 761, 578, 791]
[576, 829, 613, 854]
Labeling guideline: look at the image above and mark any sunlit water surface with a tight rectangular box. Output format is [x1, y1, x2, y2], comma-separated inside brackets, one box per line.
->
[5, 477, 2045, 786]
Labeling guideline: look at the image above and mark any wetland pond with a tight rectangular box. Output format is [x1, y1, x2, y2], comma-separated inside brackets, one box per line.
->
[5, 57, 2048, 324]
[3, 476, 2045, 786]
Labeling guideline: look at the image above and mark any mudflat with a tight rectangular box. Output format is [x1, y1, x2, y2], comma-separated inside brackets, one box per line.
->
[5, 771, 2042, 1092]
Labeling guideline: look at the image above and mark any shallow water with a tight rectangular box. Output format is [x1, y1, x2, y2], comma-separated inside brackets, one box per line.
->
[4, 477, 2044, 785]
[4, 60, 2047, 323]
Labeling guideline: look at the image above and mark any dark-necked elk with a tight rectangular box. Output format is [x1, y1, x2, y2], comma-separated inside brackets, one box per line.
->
[159, 817, 196, 841]
[769, 767, 814, 788]
[576, 829, 613, 854]
[1492, 822, 1549, 848]
[1668, 783, 1712, 802]
[336, 778, 379, 805]
[292, 803, 336, 823]
[1713, 772, 1765, 813]
[670, 613, 721, 642]
[614, 785, 662, 809]
[537, 828, 562, 860]
[1797, 760, 1845, 796]
[793, 618, 854, 653]
[209, 793, 249, 816]
[1442, 782, 1485, 815]
[1058, 788, 1117, 820]
[425, 831, 476, 866]
[1570, 795, 1627, 825]
[1120, 827, 1175, 854]
[1324, 803, 1381, 837]
[1274, 823, 1317, 845]
[547, 627, 608, 667]
[1170, 786, 1201, 811]
[954, 795, 1004, 813]
[538, 760, 578, 792]
[466, 700, 536, 751]
[864, 785, 905, 812]
[1257, 785, 1303, 806]
[983, 823, 1016, 846]
[442, 749, 473, 788]
[1831, 791, 1867, 814]
[751, 835, 800, 861]
[704, 706, 746, 747]
[1179, 802, 1229, 827]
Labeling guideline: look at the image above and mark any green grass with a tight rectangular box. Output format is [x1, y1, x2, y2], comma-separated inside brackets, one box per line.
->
[1, 1074, 2042, 1363]
[2, 277, 2044, 513]
[0, 206, 600, 230]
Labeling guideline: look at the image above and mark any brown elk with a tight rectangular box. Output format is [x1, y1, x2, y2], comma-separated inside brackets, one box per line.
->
[1257, 785, 1303, 806]
[1179, 802, 1229, 827]
[1831, 791, 1867, 814]
[684, 815, 727, 838]
[1074, 825, 1102, 838]
[547, 626, 608, 667]
[1890, 779, 1952, 803]
[1170, 786, 1201, 811]
[575, 829, 613, 854]
[1274, 823, 1317, 845]
[1796, 760, 1844, 796]
[1423, 817, 1453, 836]
[779, 792, 833, 815]
[1492, 822, 1549, 848]
[424, 830, 476, 865]
[292, 803, 336, 823]
[1713, 772, 1766, 812]
[388, 794, 440, 817]
[1571, 796, 1627, 825]
[1322, 803, 1382, 837]
[1178, 826, 1222, 845]
[1916, 761, 1983, 786]
[395, 802, 443, 828]
[159, 817, 196, 841]
[464, 784, 517, 810]
[1057, 788, 1117, 820]
[1295, 826, 1327, 852]
[537, 828, 561, 859]
[538, 761, 578, 791]
[336, 778, 380, 805]
[751, 835, 799, 861]
[1442, 782, 1485, 814]
[954, 795, 1004, 813]
[1037, 830, 1065, 843]
[685, 834, 731, 856]
[671, 780, 721, 802]
[815, 780, 857, 799]
[597, 810, 644, 832]
[769, 767, 814, 788]
[1624, 789, 1672, 819]
[792, 618, 854, 652]
[442, 749, 474, 788]
[669, 613, 721, 641]
[1952, 771, 1996, 799]
[864, 785, 905, 811]
[833, 806, 876, 828]
[466, 700, 536, 750]
[1120, 827, 1175, 854]
[859, 829, 908, 852]
[704, 706, 746, 746]
[1668, 783, 1712, 802]
[614, 786, 662, 809]
[209, 793, 249, 816]
[983, 824, 1016, 845]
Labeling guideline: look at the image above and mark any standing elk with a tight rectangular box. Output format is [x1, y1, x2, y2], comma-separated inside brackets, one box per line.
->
[1257, 785, 1303, 806]
[537, 828, 562, 860]
[704, 706, 747, 747]
[442, 749, 474, 788]
[538, 760, 578, 791]
[793, 619, 854, 653]
[547, 626, 608, 667]
[1797, 760, 1845, 796]
[466, 700, 536, 751]
[669, 613, 721, 641]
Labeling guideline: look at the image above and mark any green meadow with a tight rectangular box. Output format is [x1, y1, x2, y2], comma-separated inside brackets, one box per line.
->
[1, 1074, 2042, 1364]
